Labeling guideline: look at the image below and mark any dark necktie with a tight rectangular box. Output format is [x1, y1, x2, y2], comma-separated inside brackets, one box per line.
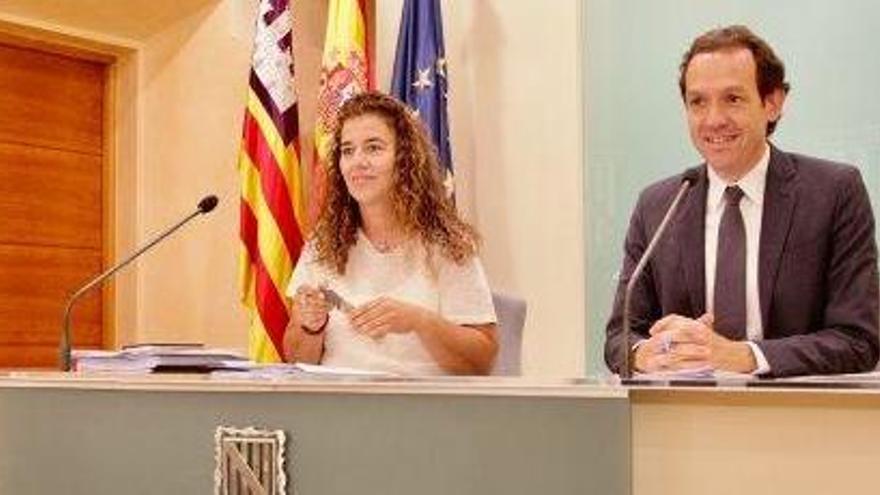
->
[714, 186, 747, 340]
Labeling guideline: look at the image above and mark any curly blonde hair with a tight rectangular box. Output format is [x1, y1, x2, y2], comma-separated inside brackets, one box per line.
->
[312, 92, 478, 274]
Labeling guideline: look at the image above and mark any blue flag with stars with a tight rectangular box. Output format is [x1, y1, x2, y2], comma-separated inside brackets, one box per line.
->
[390, 0, 454, 195]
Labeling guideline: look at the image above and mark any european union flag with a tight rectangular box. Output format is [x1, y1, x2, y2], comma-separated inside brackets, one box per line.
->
[390, 0, 453, 195]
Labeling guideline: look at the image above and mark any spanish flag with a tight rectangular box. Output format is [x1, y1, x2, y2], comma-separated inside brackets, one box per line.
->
[307, 0, 372, 229]
[238, 0, 305, 363]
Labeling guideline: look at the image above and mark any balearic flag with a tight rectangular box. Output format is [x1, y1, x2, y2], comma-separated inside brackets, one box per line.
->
[307, 0, 371, 228]
[238, 0, 306, 363]
[390, 0, 454, 196]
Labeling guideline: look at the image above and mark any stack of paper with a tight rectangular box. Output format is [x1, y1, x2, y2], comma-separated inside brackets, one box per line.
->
[72, 344, 248, 373]
[212, 362, 395, 380]
[632, 366, 753, 384]
[70, 349, 157, 373]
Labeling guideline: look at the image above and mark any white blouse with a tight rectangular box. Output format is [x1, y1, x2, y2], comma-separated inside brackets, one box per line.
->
[287, 231, 497, 376]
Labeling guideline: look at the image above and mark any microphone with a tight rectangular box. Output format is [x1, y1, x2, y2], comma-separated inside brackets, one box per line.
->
[59, 194, 219, 371]
[198, 195, 218, 213]
[620, 170, 698, 381]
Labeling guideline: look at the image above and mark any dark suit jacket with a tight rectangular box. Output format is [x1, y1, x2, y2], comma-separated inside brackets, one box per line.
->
[605, 146, 880, 377]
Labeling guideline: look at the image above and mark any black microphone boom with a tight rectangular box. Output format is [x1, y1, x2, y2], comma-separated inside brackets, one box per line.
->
[620, 171, 697, 381]
[59, 194, 219, 371]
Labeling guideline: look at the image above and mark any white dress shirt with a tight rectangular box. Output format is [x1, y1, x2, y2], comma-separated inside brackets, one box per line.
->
[704, 144, 771, 374]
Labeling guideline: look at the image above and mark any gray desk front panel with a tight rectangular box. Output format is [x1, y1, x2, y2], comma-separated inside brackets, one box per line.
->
[0, 387, 630, 494]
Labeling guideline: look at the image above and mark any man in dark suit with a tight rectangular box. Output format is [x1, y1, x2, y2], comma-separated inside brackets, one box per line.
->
[604, 25, 879, 377]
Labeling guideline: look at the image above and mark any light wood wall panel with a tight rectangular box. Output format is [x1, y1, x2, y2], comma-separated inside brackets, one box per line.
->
[0, 141, 102, 248]
[0, 245, 102, 366]
[0, 43, 103, 154]
[0, 41, 106, 368]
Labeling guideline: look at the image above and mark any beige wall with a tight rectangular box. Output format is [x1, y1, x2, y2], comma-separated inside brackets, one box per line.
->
[137, 1, 252, 345]
[0, 0, 586, 376]
[375, 0, 585, 376]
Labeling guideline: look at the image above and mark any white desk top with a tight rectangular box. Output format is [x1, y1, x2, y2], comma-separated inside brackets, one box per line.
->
[0, 371, 628, 399]
[4, 370, 880, 399]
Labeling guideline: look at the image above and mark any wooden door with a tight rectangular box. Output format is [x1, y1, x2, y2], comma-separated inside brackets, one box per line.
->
[0, 41, 106, 367]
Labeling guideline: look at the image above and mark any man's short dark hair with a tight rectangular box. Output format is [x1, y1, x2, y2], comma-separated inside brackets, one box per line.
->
[678, 25, 791, 135]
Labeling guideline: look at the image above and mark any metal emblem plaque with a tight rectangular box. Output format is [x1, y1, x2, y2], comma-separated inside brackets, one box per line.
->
[214, 426, 287, 495]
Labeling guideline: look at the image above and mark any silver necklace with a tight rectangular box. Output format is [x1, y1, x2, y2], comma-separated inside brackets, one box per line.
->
[373, 239, 393, 253]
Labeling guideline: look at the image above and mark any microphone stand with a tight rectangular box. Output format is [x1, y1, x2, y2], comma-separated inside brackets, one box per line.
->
[60, 196, 218, 371]
[621, 176, 695, 381]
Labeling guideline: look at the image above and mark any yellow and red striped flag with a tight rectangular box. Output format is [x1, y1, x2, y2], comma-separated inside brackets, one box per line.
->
[306, 0, 372, 228]
[238, 0, 305, 362]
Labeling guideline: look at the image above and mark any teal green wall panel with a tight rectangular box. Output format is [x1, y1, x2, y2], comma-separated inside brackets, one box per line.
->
[584, 0, 880, 374]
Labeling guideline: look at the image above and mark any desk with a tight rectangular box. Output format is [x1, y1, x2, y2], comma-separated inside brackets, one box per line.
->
[3, 373, 878, 495]
[631, 384, 880, 495]
[0, 373, 629, 495]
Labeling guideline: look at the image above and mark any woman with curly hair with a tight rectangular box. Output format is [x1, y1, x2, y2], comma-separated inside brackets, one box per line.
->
[283, 92, 498, 375]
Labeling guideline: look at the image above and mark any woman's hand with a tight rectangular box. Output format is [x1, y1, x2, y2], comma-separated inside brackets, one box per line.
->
[348, 296, 427, 339]
[294, 285, 330, 332]
[349, 295, 498, 374]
